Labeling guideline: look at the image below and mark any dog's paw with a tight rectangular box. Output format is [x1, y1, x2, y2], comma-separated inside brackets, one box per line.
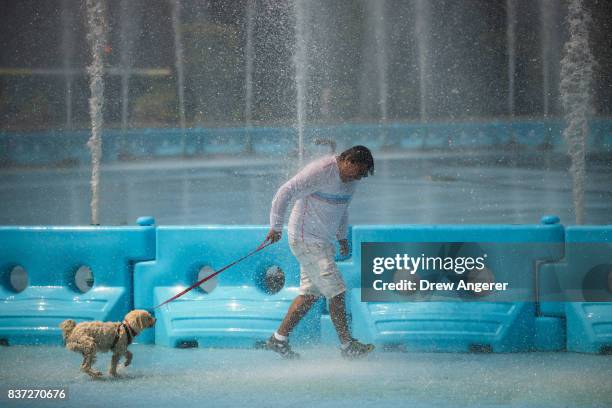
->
[88, 370, 103, 379]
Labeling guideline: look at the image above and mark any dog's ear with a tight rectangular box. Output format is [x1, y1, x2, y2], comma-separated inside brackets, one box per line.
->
[134, 311, 146, 331]
[124, 310, 142, 331]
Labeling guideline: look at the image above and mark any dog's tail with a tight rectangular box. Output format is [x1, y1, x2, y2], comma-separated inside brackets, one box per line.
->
[59, 319, 76, 342]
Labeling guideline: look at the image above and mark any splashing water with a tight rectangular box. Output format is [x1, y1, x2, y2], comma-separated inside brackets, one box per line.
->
[373, 0, 388, 124]
[539, 0, 560, 118]
[119, 0, 138, 132]
[414, 0, 430, 125]
[294, 0, 308, 165]
[244, 0, 255, 153]
[60, 0, 74, 130]
[85, 0, 107, 226]
[506, 0, 516, 116]
[540, 0, 551, 117]
[560, 0, 595, 224]
[170, 0, 187, 155]
[2, 346, 612, 408]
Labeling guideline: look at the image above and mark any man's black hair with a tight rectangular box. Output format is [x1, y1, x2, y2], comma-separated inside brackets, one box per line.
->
[339, 145, 374, 175]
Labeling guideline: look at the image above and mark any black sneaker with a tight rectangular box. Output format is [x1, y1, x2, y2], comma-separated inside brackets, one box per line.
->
[341, 338, 375, 359]
[266, 335, 300, 359]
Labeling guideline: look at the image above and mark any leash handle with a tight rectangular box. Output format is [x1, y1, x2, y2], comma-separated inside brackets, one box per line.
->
[154, 240, 274, 309]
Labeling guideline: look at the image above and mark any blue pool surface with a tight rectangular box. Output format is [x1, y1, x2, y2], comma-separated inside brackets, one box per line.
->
[1, 151, 612, 226]
[1, 345, 611, 408]
[1, 120, 611, 169]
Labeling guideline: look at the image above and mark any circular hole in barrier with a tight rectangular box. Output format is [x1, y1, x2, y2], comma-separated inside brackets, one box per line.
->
[262, 265, 285, 295]
[74, 265, 94, 293]
[392, 268, 421, 297]
[7, 265, 28, 293]
[582, 264, 612, 301]
[463, 266, 496, 298]
[197, 266, 218, 294]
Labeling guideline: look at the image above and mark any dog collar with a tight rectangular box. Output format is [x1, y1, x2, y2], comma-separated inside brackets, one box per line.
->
[111, 321, 137, 349]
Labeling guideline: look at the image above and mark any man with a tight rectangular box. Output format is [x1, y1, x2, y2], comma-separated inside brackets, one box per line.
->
[263, 145, 375, 359]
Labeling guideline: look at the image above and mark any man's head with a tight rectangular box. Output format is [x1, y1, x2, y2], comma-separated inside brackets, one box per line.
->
[337, 145, 374, 182]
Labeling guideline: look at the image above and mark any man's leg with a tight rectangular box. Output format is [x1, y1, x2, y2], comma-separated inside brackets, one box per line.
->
[277, 294, 319, 337]
[328, 292, 351, 344]
[329, 291, 375, 358]
[266, 294, 318, 359]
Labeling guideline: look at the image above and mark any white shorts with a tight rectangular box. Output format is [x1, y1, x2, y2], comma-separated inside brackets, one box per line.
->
[289, 238, 346, 299]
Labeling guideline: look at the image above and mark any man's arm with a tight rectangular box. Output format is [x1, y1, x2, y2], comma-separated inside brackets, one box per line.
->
[266, 162, 328, 243]
[337, 208, 349, 256]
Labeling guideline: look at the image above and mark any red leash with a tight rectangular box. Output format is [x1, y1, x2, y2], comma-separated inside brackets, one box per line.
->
[154, 240, 274, 309]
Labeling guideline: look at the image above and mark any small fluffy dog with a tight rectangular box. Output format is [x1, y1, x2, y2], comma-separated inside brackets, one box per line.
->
[60, 310, 156, 378]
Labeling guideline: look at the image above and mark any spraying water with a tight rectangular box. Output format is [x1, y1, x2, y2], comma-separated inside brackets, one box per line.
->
[60, 0, 74, 130]
[414, 0, 429, 124]
[540, 0, 553, 117]
[506, 0, 516, 116]
[85, 0, 107, 226]
[373, 0, 388, 124]
[244, 0, 255, 153]
[170, 0, 187, 155]
[119, 0, 137, 132]
[560, 0, 595, 225]
[293, 0, 308, 165]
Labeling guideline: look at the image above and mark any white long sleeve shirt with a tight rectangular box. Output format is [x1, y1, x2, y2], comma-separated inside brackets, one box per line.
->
[270, 155, 355, 243]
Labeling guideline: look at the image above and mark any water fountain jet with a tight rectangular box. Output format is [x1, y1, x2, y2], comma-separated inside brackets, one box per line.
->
[85, 0, 108, 226]
[560, 0, 595, 224]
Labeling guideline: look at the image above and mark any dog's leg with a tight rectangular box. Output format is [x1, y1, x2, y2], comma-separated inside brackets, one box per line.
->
[76, 337, 102, 378]
[82, 352, 102, 378]
[109, 353, 121, 377]
[124, 350, 133, 367]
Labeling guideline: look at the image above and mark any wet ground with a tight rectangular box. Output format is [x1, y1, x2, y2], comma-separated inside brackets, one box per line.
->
[1, 345, 611, 408]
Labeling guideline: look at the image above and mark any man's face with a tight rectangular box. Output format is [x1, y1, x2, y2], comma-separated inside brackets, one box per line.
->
[341, 161, 370, 182]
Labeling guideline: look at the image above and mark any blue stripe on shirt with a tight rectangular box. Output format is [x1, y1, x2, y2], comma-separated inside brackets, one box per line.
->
[311, 191, 352, 204]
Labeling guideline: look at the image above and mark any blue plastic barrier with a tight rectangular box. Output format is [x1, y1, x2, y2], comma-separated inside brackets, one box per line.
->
[348, 218, 565, 352]
[0, 222, 155, 345]
[1, 217, 609, 353]
[134, 226, 323, 347]
[539, 226, 612, 353]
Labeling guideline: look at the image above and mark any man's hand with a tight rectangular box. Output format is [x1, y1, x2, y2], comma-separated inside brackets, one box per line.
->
[339, 239, 349, 256]
[265, 228, 282, 244]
